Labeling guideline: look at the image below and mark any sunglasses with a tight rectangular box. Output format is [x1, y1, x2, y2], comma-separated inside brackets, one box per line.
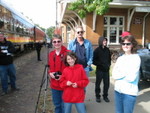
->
[52, 40, 61, 44]
[77, 31, 84, 34]
[121, 43, 132, 46]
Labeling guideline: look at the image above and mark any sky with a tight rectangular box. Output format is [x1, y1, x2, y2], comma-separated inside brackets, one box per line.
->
[5, 0, 56, 28]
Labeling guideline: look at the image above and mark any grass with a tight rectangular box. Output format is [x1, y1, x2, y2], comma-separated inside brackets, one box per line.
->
[37, 88, 54, 113]
[89, 65, 96, 77]
[89, 63, 114, 77]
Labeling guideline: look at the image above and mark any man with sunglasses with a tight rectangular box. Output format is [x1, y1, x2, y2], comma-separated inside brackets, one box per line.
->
[68, 26, 93, 77]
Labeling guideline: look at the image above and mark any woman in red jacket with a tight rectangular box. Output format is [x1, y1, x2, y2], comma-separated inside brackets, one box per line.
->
[60, 52, 89, 113]
[48, 34, 69, 113]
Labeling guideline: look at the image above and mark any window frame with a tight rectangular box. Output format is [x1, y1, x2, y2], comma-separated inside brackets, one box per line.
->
[104, 16, 125, 45]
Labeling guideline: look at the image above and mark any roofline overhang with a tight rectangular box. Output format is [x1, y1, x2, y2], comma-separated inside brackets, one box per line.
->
[60, 1, 150, 28]
[109, 1, 150, 8]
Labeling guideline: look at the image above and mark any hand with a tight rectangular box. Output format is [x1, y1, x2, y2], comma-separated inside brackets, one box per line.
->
[1, 50, 8, 53]
[49, 72, 55, 79]
[66, 81, 72, 86]
[72, 83, 77, 88]
[55, 75, 61, 80]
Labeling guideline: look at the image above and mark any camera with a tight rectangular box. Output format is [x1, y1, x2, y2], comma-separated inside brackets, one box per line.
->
[53, 71, 62, 79]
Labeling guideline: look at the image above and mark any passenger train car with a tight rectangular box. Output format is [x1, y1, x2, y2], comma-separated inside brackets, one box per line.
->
[0, 0, 46, 54]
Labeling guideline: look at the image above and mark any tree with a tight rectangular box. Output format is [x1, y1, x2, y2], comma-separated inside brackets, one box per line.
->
[46, 26, 55, 39]
[35, 24, 45, 31]
[68, 0, 113, 18]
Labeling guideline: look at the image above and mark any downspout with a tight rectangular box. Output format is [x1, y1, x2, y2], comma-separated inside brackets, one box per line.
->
[142, 12, 149, 47]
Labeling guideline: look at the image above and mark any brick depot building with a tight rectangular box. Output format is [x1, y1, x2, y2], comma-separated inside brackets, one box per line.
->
[57, 0, 150, 49]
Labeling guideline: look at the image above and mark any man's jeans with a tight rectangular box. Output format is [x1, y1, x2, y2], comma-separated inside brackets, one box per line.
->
[84, 67, 90, 77]
[114, 91, 137, 113]
[51, 89, 64, 113]
[64, 103, 87, 113]
[0, 64, 16, 92]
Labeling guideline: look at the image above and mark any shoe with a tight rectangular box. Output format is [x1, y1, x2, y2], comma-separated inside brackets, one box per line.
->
[1, 91, 8, 96]
[96, 98, 101, 103]
[11, 87, 20, 91]
[104, 97, 110, 102]
[38, 59, 42, 61]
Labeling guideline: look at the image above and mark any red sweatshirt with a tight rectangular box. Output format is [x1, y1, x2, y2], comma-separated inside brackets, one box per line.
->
[60, 64, 89, 103]
[48, 46, 69, 90]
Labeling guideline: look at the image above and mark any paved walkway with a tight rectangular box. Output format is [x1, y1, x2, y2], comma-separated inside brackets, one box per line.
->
[0, 47, 150, 113]
[71, 77, 150, 113]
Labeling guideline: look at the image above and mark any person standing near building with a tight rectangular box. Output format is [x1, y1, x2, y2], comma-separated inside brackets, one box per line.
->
[48, 34, 69, 113]
[60, 52, 89, 113]
[67, 26, 93, 77]
[93, 36, 111, 103]
[35, 41, 43, 61]
[0, 33, 19, 96]
[112, 35, 141, 113]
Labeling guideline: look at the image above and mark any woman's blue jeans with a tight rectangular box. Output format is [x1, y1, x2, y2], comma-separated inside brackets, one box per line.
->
[0, 64, 16, 92]
[64, 102, 87, 113]
[51, 88, 64, 113]
[114, 91, 137, 113]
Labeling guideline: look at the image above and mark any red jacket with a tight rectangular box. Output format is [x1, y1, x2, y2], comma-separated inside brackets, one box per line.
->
[60, 64, 89, 103]
[48, 46, 69, 90]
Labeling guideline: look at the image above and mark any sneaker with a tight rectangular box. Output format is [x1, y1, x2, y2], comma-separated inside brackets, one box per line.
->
[1, 91, 8, 96]
[96, 98, 101, 103]
[104, 97, 110, 102]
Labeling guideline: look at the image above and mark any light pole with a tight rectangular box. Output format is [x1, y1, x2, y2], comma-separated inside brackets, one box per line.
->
[56, 0, 58, 27]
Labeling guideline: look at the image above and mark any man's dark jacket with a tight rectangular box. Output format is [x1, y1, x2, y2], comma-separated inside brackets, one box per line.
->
[0, 40, 15, 65]
[93, 45, 111, 72]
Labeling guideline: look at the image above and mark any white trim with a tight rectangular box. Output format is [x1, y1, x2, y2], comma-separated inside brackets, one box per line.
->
[142, 12, 150, 47]
[127, 8, 135, 31]
[63, 19, 75, 30]
[93, 11, 97, 32]
[104, 16, 124, 45]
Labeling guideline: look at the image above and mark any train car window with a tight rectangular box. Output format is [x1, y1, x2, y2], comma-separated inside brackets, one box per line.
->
[0, 6, 4, 30]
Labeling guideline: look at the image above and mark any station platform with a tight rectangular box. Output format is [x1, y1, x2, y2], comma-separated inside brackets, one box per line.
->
[0, 47, 150, 113]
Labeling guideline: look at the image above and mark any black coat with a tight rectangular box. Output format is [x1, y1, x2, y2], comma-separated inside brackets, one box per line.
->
[35, 42, 43, 51]
[93, 46, 111, 72]
[0, 40, 15, 65]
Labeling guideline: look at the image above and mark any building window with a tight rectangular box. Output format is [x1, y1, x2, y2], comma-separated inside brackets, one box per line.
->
[104, 16, 124, 45]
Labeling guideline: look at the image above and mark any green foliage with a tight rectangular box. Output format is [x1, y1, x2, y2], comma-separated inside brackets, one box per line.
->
[96, 1, 109, 15]
[85, 4, 96, 12]
[46, 26, 55, 39]
[68, 0, 83, 10]
[89, 65, 96, 77]
[78, 9, 86, 19]
[35, 24, 46, 31]
[68, 0, 113, 18]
